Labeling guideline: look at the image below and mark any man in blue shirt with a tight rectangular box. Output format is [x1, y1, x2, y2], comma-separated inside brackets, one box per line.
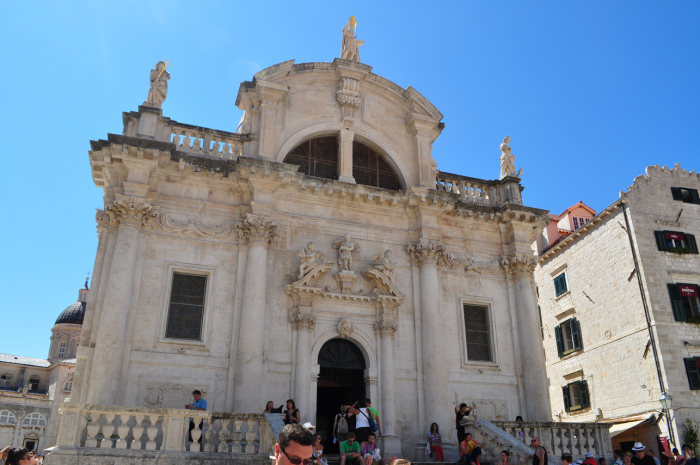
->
[185, 390, 207, 448]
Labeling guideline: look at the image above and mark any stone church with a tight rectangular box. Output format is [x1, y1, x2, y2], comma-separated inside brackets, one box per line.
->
[65, 21, 558, 461]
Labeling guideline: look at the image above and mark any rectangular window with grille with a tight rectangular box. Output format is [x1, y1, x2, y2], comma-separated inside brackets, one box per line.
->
[684, 358, 700, 390]
[0, 375, 10, 388]
[463, 304, 492, 362]
[165, 273, 207, 341]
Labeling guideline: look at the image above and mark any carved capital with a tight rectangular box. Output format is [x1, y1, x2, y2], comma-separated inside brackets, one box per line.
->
[501, 254, 537, 275]
[236, 214, 277, 245]
[105, 198, 158, 229]
[407, 240, 455, 269]
[375, 320, 398, 338]
[291, 313, 316, 331]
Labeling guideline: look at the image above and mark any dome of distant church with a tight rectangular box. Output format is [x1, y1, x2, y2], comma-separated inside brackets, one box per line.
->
[55, 301, 86, 325]
[55, 279, 89, 325]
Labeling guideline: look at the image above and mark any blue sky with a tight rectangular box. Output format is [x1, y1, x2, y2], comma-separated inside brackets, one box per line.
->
[1, 1, 699, 359]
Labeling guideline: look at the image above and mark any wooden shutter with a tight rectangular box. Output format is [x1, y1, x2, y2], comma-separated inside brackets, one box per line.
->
[668, 284, 687, 322]
[684, 358, 700, 390]
[555, 325, 564, 357]
[687, 234, 699, 254]
[691, 189, 700, 205]
[562, 385, 571, 412]
[579, 380, 590, 408]
[655, 231, 669, 251]
[571, 318, 583, 351]
[671, 187, 683, 200]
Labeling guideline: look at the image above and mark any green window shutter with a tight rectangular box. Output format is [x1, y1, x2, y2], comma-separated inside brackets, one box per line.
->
[555, 325, 564, 357]
[671, 187, 683, 201]
[571, 318, 583, 351]
[668, 284, 687, 322]
[687, 234, 699, 254]
[579, 380, 590, 408]
[562, 385, 571, 412]
[655, 231, 669, 251]
[684, 358, 700, 390]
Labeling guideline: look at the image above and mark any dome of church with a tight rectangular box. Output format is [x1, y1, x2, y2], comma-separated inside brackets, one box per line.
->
[55, 301, 86, 325]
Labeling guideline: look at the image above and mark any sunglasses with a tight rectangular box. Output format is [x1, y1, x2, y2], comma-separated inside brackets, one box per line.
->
[280, 446, 314, 465]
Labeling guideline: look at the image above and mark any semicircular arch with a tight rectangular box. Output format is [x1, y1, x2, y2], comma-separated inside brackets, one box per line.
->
[311, 326, 376, 371]
[276, 123, 412, 190]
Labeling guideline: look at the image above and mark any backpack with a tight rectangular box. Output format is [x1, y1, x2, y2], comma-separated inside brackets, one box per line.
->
[337, 414, 349, 434]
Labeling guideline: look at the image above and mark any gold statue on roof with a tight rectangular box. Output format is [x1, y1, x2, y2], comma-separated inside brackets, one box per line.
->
[341, 16, 364, 62]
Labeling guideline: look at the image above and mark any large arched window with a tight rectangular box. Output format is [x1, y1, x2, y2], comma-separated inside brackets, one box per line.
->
[284, 137, 338, 180]
[0, 410, 16, 425]
[283, 136, 401, 190]
[22, 413, 46, 426]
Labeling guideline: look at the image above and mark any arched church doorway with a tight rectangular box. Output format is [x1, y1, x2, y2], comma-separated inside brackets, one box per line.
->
[316, 338, 366, 454]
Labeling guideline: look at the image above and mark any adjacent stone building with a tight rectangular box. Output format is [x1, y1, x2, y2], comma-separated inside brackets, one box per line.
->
[61, 46, 560, 460]
[0, 280, 85, 451]
[534, 164, 700, 454]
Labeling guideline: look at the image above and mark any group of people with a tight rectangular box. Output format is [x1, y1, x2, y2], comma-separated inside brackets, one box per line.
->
[0, 447, 44, 465]
[264, 399, 302, 426]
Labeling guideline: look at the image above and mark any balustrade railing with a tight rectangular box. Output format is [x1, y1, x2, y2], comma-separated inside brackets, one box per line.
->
[435, 173, 492, 205]
[170, 124, 246, 160]
[55, 404, 275, 458]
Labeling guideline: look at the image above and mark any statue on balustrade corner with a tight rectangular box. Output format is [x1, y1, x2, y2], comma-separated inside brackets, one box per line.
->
[499, 136, 523, 179]
[341, 16, 364, 62]
[296, 242, 325, 279]
[145, 60, 171, 108]
[333, 234, 361, 273]
[373, 250, 396, 282]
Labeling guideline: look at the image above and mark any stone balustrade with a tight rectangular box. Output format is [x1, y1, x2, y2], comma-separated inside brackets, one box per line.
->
[434, 171, 524, 206]
[50, 403, 275, 464]
[460, 418, 612, 465]
[170, 123, 247, 160]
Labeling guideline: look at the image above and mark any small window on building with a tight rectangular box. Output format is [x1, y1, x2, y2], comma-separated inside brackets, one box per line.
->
[554, 273, 568, 297]
[21, 413, 46, 426]
[0, 410, 16, 425]
[165, 273, 207, 341]
[0, 374, 11, 388]
[562, 380, 590, 412]
[655, 231, 698, 254]
[28, 377, 40, 392]
[64, 379, 73, 392]
[668, 283, 700, 323]
[684, 357, 700, 390]
[555, 318, 583, 357]
[58, 342, 66, 358]
[572, 217, 590, 230]
[671, 187, 700, 204]
[463, 304, 492, 362]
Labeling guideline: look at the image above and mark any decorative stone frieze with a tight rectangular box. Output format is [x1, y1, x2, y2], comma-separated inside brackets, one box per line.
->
[290, 312, 316, 331]
[159, 212, 233, 238]
[374, 320, 398, 338]
[501, 254, 537, 275]
[462, 257, 501, 274]
[236, 214, 277, 245]
[104, 197, 159, 228]
[338, 318, 354, 338]
[407, 240, 455, 268]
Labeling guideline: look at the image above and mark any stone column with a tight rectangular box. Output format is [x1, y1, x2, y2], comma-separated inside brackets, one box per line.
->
[233, 214, 277, 412]
[338, 127, 356, 184]
[407, 241, 453, 435]
[375, 321, 398, 440]
[292, 312, 315, 419]
[503, 255, 552, 421]
[86, 198, 157, 405]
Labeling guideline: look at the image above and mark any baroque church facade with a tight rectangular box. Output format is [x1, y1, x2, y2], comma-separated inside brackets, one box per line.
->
[70, 30, 553, 458]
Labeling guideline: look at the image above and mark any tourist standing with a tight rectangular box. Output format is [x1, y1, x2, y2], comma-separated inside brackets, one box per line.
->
[265, 401, 284, 413]
[185, 389, 207, 447]
[349, 401, 376, 443]
[455, 403, 475, 445]
[284, 399, 301, 425]
[365, 399, 382, 437]
[334, 405, 355, 445]
[526, 437, 548, 465]
[427, 423, 444, 462]
[632, 443, 656, 465]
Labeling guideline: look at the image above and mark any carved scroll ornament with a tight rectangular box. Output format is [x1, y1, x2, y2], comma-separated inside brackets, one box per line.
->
[407, 240, 456, 268]
[105, 198, 158, 228]
[160, 212, 233, 238]
[236, 214, 277, 245]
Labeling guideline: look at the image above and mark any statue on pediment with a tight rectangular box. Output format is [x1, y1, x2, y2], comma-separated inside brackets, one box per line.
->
[499, 136, 523, 179]
[296, 242, 325, 279]
[373, 250, 396, 282]
[333, 234, 361, 272]
[145, 61, 171, 108]
[341, 16, 364, 62]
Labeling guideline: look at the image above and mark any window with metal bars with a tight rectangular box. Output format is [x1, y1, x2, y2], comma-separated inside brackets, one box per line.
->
[165, 273, 207, 341]
[284, 137, 339, 180]
[463, 304, 492, 362]
[352, 141, 401, 190]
